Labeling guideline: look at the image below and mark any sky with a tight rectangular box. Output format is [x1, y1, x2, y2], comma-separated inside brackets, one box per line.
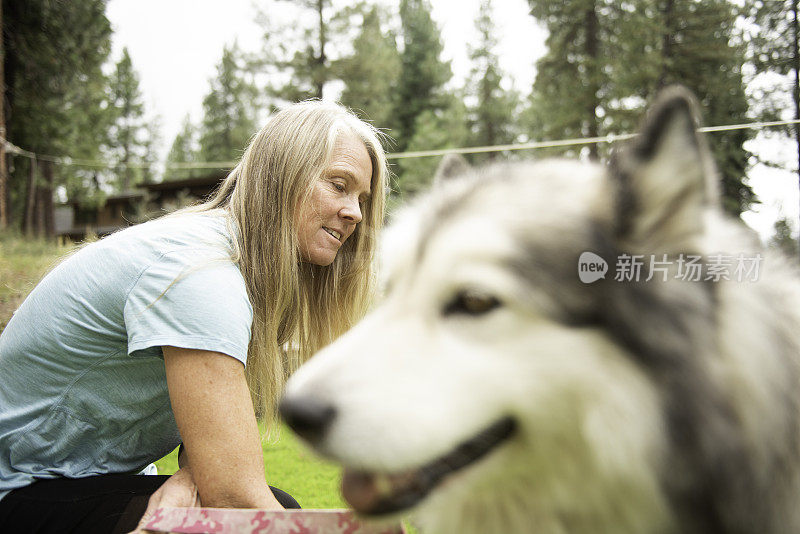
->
[105, 0, 798, 242]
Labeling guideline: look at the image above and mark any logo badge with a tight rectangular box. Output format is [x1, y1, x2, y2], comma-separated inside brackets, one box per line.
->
[578, 252, 608, 284]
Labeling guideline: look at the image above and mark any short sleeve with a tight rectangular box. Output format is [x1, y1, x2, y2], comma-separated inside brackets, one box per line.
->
[124, 249, 253, 365]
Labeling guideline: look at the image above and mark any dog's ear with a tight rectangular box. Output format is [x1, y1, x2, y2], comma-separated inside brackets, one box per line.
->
[432, 154, 471, 186]
[610, 86, 717, 253]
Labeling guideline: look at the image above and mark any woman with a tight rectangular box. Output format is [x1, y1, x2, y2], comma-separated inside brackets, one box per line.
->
[0, 101, 388, 533]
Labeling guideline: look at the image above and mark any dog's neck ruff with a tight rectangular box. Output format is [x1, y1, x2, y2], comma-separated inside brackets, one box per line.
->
[342, 417, 517, 515]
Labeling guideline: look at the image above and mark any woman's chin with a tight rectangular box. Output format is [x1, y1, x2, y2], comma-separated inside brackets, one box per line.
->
[301, 249, 337, 266]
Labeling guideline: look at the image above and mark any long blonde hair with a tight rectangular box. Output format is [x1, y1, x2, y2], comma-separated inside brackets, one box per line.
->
[189, 101, 388, 429]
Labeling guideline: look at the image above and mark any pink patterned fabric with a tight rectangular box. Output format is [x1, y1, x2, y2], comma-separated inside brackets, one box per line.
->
[145, 507, 407, 534]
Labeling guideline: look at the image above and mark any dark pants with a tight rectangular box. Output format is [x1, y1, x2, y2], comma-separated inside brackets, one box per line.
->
[0, 474, 300, 533]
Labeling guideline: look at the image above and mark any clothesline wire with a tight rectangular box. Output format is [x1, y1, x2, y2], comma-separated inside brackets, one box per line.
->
[1, 118, 799, 171]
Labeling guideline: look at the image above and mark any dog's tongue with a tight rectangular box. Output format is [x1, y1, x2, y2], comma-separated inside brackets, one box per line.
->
[341, 468, 421, 514]
[342, 469, 383, 513]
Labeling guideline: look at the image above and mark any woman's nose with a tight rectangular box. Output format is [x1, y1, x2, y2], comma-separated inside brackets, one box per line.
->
[340, 197, 363, 223]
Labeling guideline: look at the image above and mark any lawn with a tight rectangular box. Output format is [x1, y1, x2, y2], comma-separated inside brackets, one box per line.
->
[0, 233, 74, 331]
[154, 424, 345, 509]
[0, 232, 345, 509]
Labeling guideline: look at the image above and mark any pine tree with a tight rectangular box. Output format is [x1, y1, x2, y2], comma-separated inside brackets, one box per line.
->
[107, 47, 151, 192]
[769, 215, 799, 259]
[527, 0, 614, 161]
[746, 1, 799, 128]
[198, 44, 258, 165]
[256, 0, 365, 104]
[164, 115, 199, 181]
[140, 118, 161, 185]
[746, 0, 799, 254]
[3, 0, 113, 235]
[394, 0, 452, 151]
[467, 0, 519, 163]
[336, 5, 401, 138]
[653, 0, 754, 216]
[393, 95, 470, 204]
[272, 0, 331, 101]
[527, 0, 754, 215]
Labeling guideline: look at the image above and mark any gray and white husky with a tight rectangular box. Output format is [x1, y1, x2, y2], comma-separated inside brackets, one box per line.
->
[281, 88, 800, 534]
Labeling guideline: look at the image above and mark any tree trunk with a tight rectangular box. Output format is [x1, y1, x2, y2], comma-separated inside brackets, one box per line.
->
[34, 187, 45, 237]
[793, 0, 800, 260]
[315, 0, 325, 99]
[23, 156, 37, 235]
[584, 1, 600, 161]
[482, 76, 497, 161]
[0, 0, 7, 230]
[41, 159, 54, 237]
[658, 0, 675, 90]
[122, 142, 131, 191]
[29, 159, 54, 237]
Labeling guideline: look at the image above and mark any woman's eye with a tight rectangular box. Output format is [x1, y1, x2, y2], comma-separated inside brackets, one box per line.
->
[333, 182, 346, 193]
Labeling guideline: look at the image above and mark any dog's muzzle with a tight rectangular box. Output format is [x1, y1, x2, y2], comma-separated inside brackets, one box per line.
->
[341, 417, 517, 516]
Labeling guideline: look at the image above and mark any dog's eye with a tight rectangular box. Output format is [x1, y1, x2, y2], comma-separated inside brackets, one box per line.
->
[443, 290, 501, 317]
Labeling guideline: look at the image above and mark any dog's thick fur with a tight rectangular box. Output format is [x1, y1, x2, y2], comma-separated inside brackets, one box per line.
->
[281, 88, 800, 534]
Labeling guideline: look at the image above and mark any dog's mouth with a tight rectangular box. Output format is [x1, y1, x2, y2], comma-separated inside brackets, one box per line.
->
[341, 416, 516, 516]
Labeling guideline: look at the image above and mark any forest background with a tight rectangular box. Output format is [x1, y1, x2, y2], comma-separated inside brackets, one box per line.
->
[0, 0, 798, 257]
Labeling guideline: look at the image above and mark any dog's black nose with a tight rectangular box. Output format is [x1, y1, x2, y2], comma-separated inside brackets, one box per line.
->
[279, 395, 336, 445]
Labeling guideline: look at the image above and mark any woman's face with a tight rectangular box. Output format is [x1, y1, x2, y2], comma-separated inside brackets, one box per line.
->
[296, 133, 373, 266]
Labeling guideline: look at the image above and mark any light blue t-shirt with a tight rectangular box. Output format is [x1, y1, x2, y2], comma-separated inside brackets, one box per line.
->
[0, 211, 253, 500]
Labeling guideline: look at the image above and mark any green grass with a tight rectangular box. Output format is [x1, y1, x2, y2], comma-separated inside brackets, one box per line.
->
[0, 233, 75, 331]
[154, 423, 346, 509]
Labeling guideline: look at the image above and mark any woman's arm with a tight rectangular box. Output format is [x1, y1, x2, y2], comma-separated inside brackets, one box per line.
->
[162, 345, 283, 509]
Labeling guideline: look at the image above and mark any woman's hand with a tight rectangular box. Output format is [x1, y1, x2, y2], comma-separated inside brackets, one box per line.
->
[129, 467, 201, 534]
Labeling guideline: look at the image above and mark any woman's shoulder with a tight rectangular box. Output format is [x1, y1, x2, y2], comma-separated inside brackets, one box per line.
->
[105, 210, 236, 258]
[45, 211, 243, 304]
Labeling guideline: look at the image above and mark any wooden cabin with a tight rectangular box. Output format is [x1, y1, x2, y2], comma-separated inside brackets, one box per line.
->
[55, 172, 227, 241]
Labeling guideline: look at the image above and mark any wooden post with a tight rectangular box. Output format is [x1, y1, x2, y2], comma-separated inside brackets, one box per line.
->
[41, 159, 54, 237]
[23, 156, 36, 235]
[793, 0, 800, 261]
[0, 0, 7, 230]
